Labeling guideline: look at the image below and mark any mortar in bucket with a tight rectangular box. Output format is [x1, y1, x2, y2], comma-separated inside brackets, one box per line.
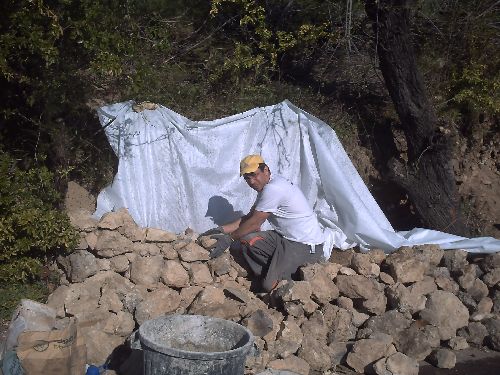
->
[138, 314, 254, 375]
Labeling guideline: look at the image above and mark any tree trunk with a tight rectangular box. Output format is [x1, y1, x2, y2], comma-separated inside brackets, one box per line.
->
[365, 0, 468, 235]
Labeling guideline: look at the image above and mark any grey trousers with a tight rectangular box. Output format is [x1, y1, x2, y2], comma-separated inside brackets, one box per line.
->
[240, 230, 324, 292]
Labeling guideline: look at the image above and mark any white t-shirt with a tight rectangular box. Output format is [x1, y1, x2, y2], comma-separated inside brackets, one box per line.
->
[254, 175, 325, 245]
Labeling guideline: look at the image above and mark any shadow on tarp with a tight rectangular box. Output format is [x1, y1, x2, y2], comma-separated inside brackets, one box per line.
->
[205, 196, 244, 227]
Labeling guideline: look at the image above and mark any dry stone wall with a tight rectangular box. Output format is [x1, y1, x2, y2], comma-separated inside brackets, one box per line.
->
[43, 207, 500, 375]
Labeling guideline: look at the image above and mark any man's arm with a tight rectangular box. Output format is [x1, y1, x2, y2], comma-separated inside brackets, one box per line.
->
[229, 210, 270, 241]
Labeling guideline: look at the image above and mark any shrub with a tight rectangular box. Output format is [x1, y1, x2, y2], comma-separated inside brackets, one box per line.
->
[0, 151, 78, 282]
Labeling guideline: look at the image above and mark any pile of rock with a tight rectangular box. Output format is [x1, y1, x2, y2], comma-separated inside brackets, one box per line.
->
[44, 207, 499, 375]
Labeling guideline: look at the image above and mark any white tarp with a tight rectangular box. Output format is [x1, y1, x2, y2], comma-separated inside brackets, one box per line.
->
[94, 100, 500, 253]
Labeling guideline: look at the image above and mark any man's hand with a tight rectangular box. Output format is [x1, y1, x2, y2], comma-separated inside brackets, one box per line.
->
[209, 234, 233, 258]
[199, 226, 224, 238]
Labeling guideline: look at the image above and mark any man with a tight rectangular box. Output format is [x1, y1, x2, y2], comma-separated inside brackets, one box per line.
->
[202, 155, 327, 292]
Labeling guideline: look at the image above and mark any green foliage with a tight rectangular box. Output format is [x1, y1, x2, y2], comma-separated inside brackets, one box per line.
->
[415, 0, 499, 118]
[0, 281, 50, 320]
[0, 151, 78, 282]
[451, 63, 500, 114]
[209, 0, 342, 82]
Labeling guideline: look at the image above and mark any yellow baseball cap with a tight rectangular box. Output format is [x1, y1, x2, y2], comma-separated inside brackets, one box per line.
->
[240, 154, 264, 176]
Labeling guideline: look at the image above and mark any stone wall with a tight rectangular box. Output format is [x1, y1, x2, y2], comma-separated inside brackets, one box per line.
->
[45, 207, 500, 375]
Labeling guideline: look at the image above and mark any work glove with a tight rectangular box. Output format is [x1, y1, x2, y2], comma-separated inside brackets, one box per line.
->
[199, 226, 224, 238]
[209, 234, 233, 259]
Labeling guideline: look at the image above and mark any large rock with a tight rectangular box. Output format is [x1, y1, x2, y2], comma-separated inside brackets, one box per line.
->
[386, 283, 426, 315]
[457, 322, 488, 346]
[98, 208, 134, 230]
[83, 329, 126, 365]
[395, 321, 440, 361]
[483, 318, 500, 351]
[357, 310, 411, 339]
[299, 264, 339, 305]
[243, 310, 275, 338]
[361, 291, 387, 315]
[274, 318, 303, 358]
[428, 348, 456, 369]
[145, 227, 177, 242]
[373, 352, 419, 375]
[46, 285, 70, 318]
[385, 250, 429, 283]
[67, 209, 98, 232]
[188, 285, 241, 320]
[161, 260, 189, 288]
[346, 333, 395, 373]
[419, 290, 469, 340]
[351, 253, 380, 278]
[322, 305, 356, 342]
[483, 268, 500, 288]
[178, 242, 210, 262]
[129, 255, 163, 287]
[441, 249, 468, 275]
[336, 275, 383, 300]
[274, 281, 312, 304]
[267, 355, 310, 375]
[300, 311, 327, 344]
[297, 334, 332, 372]
[67, 250, 99, 282]
[94, 230, 134, 257]
[109, 254, 130, 273]
[134, 287, 180, 324]
[481, 252, 500, 273]
[467, 278, 489, 302]
[188, 262, 213, 285]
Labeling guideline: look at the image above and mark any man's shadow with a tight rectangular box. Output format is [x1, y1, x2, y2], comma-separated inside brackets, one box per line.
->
[205, 195, 244, 226]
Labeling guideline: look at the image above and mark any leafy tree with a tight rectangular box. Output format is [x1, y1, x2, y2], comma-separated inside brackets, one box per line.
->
[0, 151, 78, 282]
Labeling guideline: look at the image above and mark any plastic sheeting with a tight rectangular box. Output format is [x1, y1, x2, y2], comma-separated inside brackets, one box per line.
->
[94, 100, 500, 253]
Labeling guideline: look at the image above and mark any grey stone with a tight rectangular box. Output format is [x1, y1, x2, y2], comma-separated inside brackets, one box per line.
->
[467, 278, 489, 302]
[457, 322, 488, 346]
[358, 310, 411, 339]
[379, 272, 395, 285]
[373, 352, 419, 375]
[129, 255, 163, 287]
[441, 249, 468, 275]
[160, 260, 189, 288]
[419, 290, 469, 340]
[483, 317, 500, 351]
[483, 268, 500, 287]
[386, 283, 426, 315]
[95, 230, 134, 257]
[351, 253, 380, 277]
[297, 334, 332, 372]
[447, 336, 469, 350]
[109, 254, 129, 273]
[428, 348, 456, 369]
[267, 356, 310, 375]
[188, 262, 213, 285]
[145, 227, 177, 242]
[66, 250, 98, 282]
[434, 274, 460, 294]
[336, 275, 384, 300]
[299, 264, 339, 305]
[346, 333, 394, 373]
[322, 305, 356, 342]
[395, 321, 440, 361]
[385, 249, 429, 283]
[481, 253, 500, 273]
[134, 287, 180, 324]
[178, 242, 210, 262]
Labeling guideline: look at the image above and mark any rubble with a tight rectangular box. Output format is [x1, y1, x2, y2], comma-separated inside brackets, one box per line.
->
[14, 206, 500, 374]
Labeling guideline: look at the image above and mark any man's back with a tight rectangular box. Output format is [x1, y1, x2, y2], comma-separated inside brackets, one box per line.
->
[255, 175, 324, 245]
